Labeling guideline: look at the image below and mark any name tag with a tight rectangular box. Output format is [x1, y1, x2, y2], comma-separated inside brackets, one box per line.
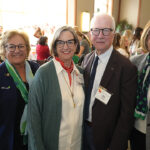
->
[95, 86, 112, 105]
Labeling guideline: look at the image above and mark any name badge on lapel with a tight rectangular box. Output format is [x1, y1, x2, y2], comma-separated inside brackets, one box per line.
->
[95, 86, 112, 105]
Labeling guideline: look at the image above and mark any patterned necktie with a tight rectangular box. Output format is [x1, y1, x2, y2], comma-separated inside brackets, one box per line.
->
[85, 56, 99, 119]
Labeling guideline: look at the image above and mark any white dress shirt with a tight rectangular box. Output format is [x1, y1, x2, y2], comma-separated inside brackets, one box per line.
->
[88, 46, 113, 122]
[53, 58, 85, 150]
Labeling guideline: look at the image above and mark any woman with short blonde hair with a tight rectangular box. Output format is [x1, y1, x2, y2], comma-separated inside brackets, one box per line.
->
[0, 30, 39, 150]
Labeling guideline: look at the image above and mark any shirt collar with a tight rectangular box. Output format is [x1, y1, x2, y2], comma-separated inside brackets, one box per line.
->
[53, 57, 80, 76]
[95, 45, 113, 64]
[53, 57, 63, 75]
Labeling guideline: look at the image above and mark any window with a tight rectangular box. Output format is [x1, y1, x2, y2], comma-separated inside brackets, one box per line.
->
[0, 0, 67, 30]
[94, 0, 113, 15]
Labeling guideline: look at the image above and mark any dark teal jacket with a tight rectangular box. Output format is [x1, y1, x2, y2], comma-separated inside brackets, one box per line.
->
[28, 60, 84, 150]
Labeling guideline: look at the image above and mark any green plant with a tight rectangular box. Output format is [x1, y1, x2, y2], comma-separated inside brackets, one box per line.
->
[116, 19, 133, 34]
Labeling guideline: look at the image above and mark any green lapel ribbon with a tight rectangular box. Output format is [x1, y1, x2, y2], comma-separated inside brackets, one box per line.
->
[5, 59, 28, 103]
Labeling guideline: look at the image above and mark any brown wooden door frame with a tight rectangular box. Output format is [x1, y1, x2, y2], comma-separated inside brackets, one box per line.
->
[137, 0, 141, 26]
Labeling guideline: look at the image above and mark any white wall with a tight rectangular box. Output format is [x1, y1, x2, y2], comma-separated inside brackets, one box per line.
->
[76, 0, 94, 31]
[120, 0, 139, 28]
[139, 0, 150, 27]
[112, 0, 119, 23]
[118, 0, 150, 28]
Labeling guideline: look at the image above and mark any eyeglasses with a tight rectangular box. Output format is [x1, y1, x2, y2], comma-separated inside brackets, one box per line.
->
[91, 28, 113, 36]
[5, 44, 26, 52]
[56, 39, 75, 48]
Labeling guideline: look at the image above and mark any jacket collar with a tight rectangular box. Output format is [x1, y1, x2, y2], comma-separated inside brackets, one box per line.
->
[100, 49, 118, 88]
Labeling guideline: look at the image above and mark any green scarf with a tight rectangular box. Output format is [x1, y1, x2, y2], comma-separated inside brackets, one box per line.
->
[5, 59, 34, 144]
[134, 54, 150, 120]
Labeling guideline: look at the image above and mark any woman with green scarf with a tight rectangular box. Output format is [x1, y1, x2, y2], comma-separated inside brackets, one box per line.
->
[0, 30, 39, 150]
[130, 21, 150, 150]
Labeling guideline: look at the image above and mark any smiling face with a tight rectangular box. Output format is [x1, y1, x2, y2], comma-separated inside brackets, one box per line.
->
[5, 35, 27, 67]
[90, 14, 115, 54]
[56, 31, 76, 63]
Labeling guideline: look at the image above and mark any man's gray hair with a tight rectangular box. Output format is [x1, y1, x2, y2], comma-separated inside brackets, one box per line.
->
[90, 13, 116, 31]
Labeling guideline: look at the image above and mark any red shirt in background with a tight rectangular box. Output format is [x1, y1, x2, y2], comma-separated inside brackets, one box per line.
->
[36, 44, 50, 60]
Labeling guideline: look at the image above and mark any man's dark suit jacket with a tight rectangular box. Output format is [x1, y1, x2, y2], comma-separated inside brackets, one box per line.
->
[81, 49, 137, 150]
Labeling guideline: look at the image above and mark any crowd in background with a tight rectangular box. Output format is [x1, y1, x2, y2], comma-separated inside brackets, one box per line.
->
[0, 13, 150, 150]
[0, 22, 146, 65]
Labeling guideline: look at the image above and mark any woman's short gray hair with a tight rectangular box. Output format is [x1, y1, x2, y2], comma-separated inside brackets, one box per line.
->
[51, 26, 80, 56]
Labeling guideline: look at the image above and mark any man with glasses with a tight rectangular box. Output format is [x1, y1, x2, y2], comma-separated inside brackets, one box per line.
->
[81, 13, 137, 150]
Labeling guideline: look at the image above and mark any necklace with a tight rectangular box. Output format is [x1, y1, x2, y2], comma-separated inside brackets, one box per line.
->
[62, 71, 76, 108]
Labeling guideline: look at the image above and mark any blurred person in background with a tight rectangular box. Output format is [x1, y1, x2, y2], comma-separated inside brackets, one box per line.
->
[28, 26, 85, 150]
[75, 30, 91, 65]
[0, 26, 3, 62]
[122, 29, 133, 45]
[33, 26, 44, 39]
[72, 44, 80, 64]
[130, 27, 143, 56]
[130, 20, 150, 150]
[76, 30, 91, 58]
[0, 25, 3, 37]
[36, 36, 51, 65]
[113, 32, 129, 58]
[0, 56, 3, 63]
[0, 30, 39, 150]
[120, 35, 130, 57]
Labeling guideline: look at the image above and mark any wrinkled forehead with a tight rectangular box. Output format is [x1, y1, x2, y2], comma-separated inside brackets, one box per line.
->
[91, 15, 113, 29]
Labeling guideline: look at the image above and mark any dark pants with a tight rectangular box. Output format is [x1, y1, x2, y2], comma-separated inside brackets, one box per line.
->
[83, 122, 96, 150]
[130, 127, 146, 150]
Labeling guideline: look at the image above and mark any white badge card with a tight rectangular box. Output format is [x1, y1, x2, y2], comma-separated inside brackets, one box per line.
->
[95, 86, 112, 105]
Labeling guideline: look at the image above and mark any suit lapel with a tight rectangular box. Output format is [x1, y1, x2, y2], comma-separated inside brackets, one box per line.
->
[100, 50, 117, 88]
[86, 53, 95, 74]
[84, 52, 95, 88]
